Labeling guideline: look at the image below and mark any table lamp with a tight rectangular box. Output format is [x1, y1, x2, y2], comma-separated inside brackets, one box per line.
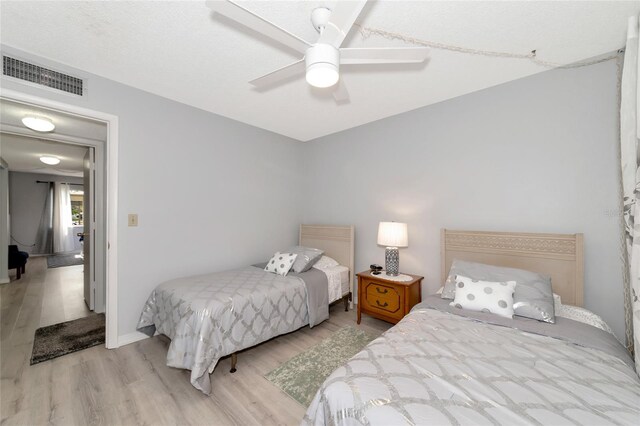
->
[377, 222, 408, 276]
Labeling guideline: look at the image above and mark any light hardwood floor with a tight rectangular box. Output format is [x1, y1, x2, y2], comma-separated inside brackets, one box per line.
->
[39, 259, 93, 328]
[1, 258, 391, 425]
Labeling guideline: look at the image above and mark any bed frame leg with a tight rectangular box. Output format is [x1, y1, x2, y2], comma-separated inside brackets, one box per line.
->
[230, 352, 237, 373]
[344, 292, 352, 312]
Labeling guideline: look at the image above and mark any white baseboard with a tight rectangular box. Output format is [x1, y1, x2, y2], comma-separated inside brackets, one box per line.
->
[0, 277, 9, 284]
[118, 331, 149, 347]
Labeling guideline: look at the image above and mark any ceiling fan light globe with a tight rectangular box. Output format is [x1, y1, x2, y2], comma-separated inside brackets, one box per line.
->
[305, 44, 340, 88]
[306, 63, 339, 88]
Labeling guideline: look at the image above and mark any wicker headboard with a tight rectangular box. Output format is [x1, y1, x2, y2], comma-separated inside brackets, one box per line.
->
[441, 229, 584, 306]
[300, 224, 355, 295]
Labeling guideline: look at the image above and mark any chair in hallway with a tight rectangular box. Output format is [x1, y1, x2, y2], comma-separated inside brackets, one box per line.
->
[8, 245, 28, 279]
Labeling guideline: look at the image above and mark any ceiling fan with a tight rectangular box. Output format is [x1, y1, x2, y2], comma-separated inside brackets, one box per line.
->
[205, 0, 430, 103]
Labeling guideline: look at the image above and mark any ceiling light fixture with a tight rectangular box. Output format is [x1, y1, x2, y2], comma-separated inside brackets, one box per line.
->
[305, 44, 340, 88]
[22, 116, 55, 132]
[39, 156, 61, 165]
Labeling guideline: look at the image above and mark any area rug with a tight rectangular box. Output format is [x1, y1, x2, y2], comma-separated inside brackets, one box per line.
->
[47, 253, 83, 268]
[30, 314, 105, 365]
[265, 326, 378, 407]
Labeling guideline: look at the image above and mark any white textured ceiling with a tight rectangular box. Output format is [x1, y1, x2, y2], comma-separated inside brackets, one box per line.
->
[1, 1, 638, 141]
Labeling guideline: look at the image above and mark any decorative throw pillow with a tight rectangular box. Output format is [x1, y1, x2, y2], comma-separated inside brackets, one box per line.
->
[312, 255, 340, 270]
[441, 260, 555, 323]
[450, 275, 517, 319]
[264, 252, 298, 276]
[286, 246, 324, 273]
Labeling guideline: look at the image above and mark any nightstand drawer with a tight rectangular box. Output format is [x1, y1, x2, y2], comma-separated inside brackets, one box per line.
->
[365, 282, 396, 298]
[362, 280, 401, 317]
[363, 292, 401, 316]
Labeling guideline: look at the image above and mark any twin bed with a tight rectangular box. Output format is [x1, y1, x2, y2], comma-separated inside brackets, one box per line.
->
[136, 224, 354, 394]
[304, 230, 640, 425]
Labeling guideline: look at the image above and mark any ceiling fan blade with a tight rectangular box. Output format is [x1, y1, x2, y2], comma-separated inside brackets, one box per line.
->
[249, 59, 306, 88]
[206, 0, 311, 54]
[332, 79, 350, 104]
[340, 47, 431, 64]
[317, 0, 368, 48]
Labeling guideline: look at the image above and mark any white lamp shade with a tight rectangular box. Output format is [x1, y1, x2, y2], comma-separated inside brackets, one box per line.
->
[377, 222, 408, 248]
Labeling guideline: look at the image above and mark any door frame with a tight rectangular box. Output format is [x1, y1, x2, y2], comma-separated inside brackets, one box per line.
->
[83, 148, 96, 311]
[1, 88, 119, 349]
[0, 158, 8, 284]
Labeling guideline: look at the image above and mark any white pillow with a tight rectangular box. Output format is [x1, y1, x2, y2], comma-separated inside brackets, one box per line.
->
[450, 275, 516, 319]
[312, 255, 339, 270]
[557, 305, 614, 335]
[553, 294, 615, 336]
[264, 252, 297, 276]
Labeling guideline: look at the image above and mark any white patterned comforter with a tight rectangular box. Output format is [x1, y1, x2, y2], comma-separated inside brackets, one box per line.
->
[304, 303, 640, 425]
[137, 266, 309, 394]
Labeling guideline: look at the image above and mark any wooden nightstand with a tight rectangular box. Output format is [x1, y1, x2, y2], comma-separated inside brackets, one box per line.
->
[356, 270, 423, 324]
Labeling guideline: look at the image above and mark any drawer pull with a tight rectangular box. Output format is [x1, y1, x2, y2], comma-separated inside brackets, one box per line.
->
[376, 287, 388, 294]
[376, 300, 389, 308]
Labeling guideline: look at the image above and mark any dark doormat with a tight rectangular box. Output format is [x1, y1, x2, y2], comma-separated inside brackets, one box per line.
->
[47, 253, 84, 268]
[30, 314, 105, 365]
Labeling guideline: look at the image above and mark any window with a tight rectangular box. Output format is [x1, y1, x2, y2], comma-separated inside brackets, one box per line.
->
[70, 190, 84, 225]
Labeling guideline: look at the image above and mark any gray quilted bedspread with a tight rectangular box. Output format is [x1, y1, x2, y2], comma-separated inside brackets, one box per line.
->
[137, 266, 309, 394]
[304, 304, 640, 425]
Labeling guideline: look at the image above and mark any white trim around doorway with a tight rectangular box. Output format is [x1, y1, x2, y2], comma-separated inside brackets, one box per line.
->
[1, 88, 119, 349]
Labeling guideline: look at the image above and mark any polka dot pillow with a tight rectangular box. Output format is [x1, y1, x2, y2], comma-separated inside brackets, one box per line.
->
[450, 275, 517, 319]
[264, 252, 298, 276]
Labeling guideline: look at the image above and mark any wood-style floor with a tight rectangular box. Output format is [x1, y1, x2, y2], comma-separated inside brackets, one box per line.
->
[1, 257, 392, 425]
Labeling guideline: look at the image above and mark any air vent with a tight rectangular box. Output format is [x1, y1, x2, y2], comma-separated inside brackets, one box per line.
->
[3, 56, 83, 96]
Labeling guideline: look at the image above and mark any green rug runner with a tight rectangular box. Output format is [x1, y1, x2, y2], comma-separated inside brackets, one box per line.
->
[265, 326, 378, 407]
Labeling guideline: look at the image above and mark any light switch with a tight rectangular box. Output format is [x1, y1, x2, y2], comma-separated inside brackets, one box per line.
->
[128, 214, 138, 227]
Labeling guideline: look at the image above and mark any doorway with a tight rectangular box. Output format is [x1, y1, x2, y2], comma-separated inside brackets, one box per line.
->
[0, 91, 118, 348]
[2, 130, 101, 321]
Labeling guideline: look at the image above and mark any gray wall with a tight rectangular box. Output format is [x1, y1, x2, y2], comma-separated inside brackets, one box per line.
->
[301, 61, 625, 339]
[1, 45, 304, 338]
[8, 172, 83, 254]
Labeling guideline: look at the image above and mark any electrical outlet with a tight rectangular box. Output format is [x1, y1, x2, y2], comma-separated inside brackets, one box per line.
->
[128, 214, 138, 227]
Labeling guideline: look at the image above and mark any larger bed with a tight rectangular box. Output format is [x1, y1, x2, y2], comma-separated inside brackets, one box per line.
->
[136, 224, 354, 394]
[304, 230, 640, 425]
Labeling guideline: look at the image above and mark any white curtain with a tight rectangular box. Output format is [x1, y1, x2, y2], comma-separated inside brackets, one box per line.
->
[53, 183, 74, 253]
[621, 15, 640, 373]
